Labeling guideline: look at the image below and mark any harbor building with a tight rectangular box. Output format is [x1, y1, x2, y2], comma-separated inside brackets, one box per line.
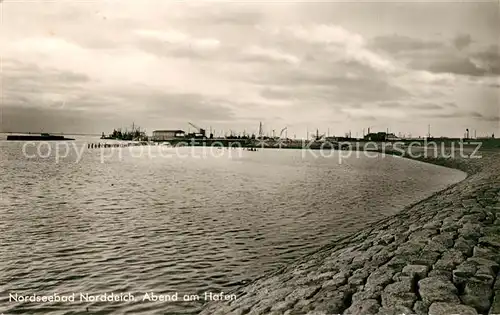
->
[152, 130, 186, 141]
[364, 132, 400, 142]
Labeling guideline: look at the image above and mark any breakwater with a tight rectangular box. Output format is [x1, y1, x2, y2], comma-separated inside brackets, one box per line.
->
[86, 142, 150, 149]
[201, 151, 500, 315]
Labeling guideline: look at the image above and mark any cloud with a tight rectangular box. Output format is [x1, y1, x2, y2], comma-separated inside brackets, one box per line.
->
[413, 103, 443, 110]
[242, 46, 300, 64]
[11, 37, 84, 55]
[419, 110, 492, 120]
[112, 89, 236, 122]
[482, 116, 500, 122]
[404, 71, 456, 85]
[2, 89, 237, 133]
[260, 87, 295, 100]
[340, 107, 406, 120]
[1, 106, 108, 134]
[134, 29, 220, 50]
[371, 33, 499, 77]
[2, 58, 235, 130]
[3, 59, 89, 81]
[134, 29, 221, 58]
[412, 55, 486, 76]
[453, 34, 472, 50]
[262, 24, 396, 73]
[2, 59, 92, 109]
[405, 47, 500, 77]
[470, 45, 500, 75]
[289, 24, 365, 47]
[377, 102, 444, 111]
[251, 62, 410, 104]
[177, 4, 265, 26]
[377, 102, 401, 109]
[375, 35, 500, 77]
[371, 35, 443, 53]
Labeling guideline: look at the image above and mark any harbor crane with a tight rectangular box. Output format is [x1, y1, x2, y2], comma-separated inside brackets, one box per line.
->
[311, 129, 325, 141]
[279, 127, 287, 139]
[188, 122, 206, 138]
[258, 122, 264, 139]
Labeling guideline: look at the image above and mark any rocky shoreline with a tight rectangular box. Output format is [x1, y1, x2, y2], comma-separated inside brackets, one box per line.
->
[201, 151, 500, 315]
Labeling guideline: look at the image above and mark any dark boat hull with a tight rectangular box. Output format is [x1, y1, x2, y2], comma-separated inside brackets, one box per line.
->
[7, 135, 75, 141]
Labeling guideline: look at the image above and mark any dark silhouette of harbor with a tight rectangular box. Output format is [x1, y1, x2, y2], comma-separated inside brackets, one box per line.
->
[7, 133, 75, 141]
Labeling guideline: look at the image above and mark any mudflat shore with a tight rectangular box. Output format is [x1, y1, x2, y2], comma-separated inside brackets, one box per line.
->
[201, 150, 500, 315]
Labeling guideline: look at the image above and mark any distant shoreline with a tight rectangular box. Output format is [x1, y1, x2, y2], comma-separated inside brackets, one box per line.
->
[0, 132, 102, 137]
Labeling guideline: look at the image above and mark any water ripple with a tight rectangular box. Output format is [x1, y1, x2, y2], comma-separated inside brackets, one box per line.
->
[0, 141, 466, 314]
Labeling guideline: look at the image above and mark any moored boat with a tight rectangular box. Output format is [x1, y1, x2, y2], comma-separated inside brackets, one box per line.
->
[7, 133, 75, 141]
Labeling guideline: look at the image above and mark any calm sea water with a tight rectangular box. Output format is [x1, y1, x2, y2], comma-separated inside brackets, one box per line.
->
[0, 136, 466, 314]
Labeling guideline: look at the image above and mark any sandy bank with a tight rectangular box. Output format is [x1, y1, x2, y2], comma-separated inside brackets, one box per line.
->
[201, 151, 500, 315]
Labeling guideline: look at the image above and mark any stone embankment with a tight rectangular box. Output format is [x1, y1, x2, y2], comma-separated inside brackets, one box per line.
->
[201, 151, 500, 315]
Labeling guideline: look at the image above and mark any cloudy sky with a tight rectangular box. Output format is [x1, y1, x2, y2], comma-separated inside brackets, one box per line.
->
[1, 0, 499, 138]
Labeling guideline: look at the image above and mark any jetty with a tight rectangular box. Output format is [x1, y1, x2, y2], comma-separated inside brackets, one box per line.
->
[201, 149, 500, 315]
[86, 142, 150, 149]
